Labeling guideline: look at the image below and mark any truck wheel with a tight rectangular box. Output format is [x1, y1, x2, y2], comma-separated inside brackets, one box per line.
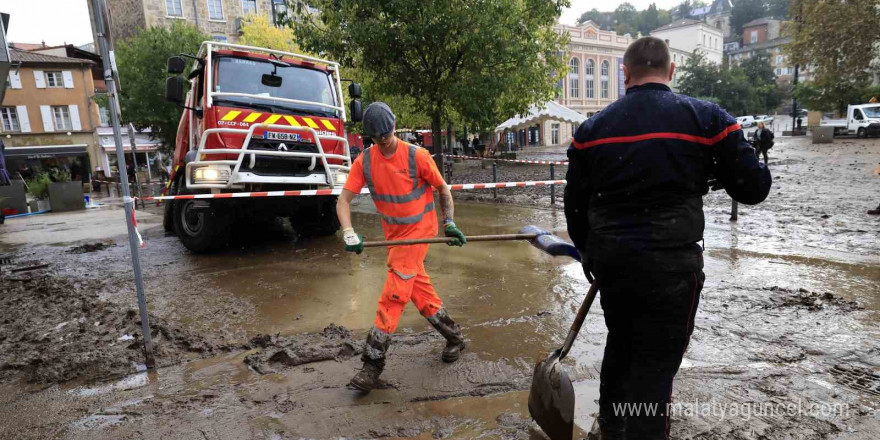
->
[173, 198, 232, 253]
[162, 178, 179, 232]
[857, 128, 866, 138]
[290, 196, 340, 237]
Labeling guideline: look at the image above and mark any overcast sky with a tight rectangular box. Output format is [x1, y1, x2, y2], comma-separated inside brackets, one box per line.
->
[1, 0, 94, 47]
[0, 0, 682, 47]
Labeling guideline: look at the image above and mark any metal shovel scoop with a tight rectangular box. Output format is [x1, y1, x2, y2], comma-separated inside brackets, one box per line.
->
[527, 246, 599, 440]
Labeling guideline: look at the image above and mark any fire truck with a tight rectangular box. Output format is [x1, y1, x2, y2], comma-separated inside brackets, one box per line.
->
[163, 42, 362, 252]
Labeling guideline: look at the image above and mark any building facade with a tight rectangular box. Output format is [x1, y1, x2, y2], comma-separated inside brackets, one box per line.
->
[688, 0, 733, 38]
[728, 18, 813, 85]
[94, 0, 289, 43]
[1, 49, 102, 183]
[543, 22, 632, 145]
[651, 19, 724, 65]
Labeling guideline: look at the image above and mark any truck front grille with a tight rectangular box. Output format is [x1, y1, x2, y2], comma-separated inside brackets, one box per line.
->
[243, 140, 325, 177]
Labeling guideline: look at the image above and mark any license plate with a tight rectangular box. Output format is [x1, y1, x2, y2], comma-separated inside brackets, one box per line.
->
[266, 131, 301, 142]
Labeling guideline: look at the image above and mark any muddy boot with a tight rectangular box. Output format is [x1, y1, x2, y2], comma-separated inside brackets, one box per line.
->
[350, 327, 390, 392]
[427, 309, 466, 363]
[868, 204, 880, 215]
[586, 417, 625, 440]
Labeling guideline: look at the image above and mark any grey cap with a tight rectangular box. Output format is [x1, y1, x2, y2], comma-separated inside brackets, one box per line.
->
[363, 102, 395, 138]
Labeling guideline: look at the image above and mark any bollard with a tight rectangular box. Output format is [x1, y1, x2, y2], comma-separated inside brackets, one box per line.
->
[492, 162, 498, 199]
[730, 199, 738, 221]
[550, 163, 555, 204]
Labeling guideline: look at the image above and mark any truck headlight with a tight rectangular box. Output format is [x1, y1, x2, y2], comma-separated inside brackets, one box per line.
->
[334, 171, 348, 185]
[192, 165, 231, 184]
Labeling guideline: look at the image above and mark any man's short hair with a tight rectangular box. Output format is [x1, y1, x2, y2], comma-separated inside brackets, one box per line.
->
[623, 37, 671, 78]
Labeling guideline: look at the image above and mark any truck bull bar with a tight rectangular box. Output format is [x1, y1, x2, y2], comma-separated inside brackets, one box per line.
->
[185, 122, 352, 190]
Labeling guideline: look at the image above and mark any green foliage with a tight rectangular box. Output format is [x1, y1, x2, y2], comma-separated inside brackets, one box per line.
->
[766, 0, 790, 18]
[49, 168, 71, 183]
[786, 0, 880, 113]
[678, 50, 782, 115]
[730, 0, 768, 39]
[613, 3, 639, 36]
[115, 22, 209, 154]
[287, 0, 568, 145]
[577, 3, 672, 36]
[26, 173, 51, 200]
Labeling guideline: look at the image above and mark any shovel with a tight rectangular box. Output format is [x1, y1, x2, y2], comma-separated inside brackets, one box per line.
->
[529, 254, 599, 440]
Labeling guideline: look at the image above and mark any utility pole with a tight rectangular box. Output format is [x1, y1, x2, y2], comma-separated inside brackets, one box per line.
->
[91, 0, 155, 368]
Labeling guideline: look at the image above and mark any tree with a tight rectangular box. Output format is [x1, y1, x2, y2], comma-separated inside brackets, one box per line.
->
[677, 51, 720, 98]
[739, 54, 782, 112]
[115, 22, 208, 153]
[639, 3, 661, 35]
[288, 0, 568, 163]
[786, 0, 880, 112]
[613, 3, 639, 36]
[239, 14, 304, 53]
[766, 0, 790, 18]
[578, 9, 606, 26]
[730, 0, 767, 39]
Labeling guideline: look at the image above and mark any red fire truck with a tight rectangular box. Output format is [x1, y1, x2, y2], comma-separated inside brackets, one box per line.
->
[164, 42, 362, 252]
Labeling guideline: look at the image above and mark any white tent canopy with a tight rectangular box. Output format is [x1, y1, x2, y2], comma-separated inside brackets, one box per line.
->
[494, 101, 588, 133]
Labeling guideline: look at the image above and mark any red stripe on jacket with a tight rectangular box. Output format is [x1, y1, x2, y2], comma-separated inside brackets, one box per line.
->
[573, 123, 742, 150]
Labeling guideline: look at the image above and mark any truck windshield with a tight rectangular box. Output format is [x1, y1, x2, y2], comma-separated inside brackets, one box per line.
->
[214, 56, 338, 117]
[862, 106, 880, 118]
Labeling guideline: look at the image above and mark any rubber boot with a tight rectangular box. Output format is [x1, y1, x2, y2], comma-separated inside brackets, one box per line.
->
[868, 203, 880, 215]
[427, 308, 466, 363]
[350, 327, 390, 392]
[586, 417, 626, 440]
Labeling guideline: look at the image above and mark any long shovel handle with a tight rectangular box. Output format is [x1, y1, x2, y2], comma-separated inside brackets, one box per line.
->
[362, 233, 539, 248]
[558, 281, 599, 361]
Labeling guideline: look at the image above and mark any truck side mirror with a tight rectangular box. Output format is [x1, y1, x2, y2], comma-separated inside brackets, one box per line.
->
[167, 56, 186, 74]
[165, 76, 186, 104]
[350, 99, 363, 122]
[348, 82, 362, 99]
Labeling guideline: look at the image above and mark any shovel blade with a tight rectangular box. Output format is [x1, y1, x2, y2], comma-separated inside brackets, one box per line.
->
[528, 351, 575, 440]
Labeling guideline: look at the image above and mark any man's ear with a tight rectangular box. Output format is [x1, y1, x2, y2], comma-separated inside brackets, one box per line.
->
[669, 62, 676, 81]
[623, 65, 631, 86]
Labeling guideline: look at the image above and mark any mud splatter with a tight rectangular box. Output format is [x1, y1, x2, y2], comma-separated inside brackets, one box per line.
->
[66, 242, 113, 254]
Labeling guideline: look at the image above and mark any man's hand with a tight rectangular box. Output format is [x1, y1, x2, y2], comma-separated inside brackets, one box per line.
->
[444, 222, 466, 247]
[343, 228, 364, 254]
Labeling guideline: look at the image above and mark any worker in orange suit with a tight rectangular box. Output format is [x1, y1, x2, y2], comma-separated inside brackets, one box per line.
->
[336, 102, 468, 392]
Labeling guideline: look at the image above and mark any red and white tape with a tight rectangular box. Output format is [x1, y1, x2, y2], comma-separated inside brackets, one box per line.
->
[444, 154, 568, 166]
[139, 179, 567, 201]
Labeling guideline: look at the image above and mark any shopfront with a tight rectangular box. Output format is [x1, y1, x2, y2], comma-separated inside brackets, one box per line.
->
[3, 144, 91, 183]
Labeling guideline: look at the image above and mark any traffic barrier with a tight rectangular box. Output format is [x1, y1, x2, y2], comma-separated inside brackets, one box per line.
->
[444, 154, 568, 166]
[138, 179, 567, 201]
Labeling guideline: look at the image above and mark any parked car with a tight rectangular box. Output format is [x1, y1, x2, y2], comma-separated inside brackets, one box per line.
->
[754, 115, 774, 125]
[736, 116, 756, 128]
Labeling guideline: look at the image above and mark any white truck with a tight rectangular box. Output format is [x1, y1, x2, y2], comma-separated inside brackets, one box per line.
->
[820, 103, 880, 138]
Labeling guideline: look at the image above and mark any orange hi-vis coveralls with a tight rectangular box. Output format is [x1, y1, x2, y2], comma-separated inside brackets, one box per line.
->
[343, 140, 447, 334]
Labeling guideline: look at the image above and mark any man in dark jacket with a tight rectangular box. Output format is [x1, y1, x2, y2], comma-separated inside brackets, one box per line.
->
[753, 121, 774, 164]
[565, 37, 771, 439]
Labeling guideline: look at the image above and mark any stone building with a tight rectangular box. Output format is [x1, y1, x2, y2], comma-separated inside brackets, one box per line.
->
[651, 18, 724, 65]
[91, 0, 290, 43]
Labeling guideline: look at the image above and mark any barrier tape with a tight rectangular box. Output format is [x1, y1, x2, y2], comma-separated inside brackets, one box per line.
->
[138, 179, 567, 201]
[125, 196, 146, 248]
[444, 154, 568, 166]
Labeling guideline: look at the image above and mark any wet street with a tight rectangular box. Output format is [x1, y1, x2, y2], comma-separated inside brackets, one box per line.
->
[1, 136, 878, 439]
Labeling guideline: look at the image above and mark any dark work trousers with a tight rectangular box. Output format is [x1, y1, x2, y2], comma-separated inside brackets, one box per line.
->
[756, 147, 769, 165]
[592, 263, 705, 439]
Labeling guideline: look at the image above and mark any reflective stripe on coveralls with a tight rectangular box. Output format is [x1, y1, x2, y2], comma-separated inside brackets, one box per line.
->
[362, 143, 433, 225]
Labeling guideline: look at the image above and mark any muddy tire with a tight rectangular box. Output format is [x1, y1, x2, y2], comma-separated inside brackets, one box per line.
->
[173, 196, 232, 253]
[857, 128, 866, 138]
[290, 196, 340, 237]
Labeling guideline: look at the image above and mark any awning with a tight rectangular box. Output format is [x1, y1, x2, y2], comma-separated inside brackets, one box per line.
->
[4, 144, 88, 158]
[102, 144, 160, 153]
[495, 101, 588, 133]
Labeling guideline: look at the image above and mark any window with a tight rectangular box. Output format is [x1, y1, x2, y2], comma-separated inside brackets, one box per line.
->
[600, 61, 609, 99]
[207, 0, 224, 20]
[52, 106, 72, 130]
[0, 107, 20, 132]
[272, 0, 288, 25]
[551, 123, 560, 145]
[715, 20, 722, 29]
[853, 110, 864, 121]
[241, 0, 257, 14]
[585, 59, 595, 98]
[750, 31, 758, 43]
[569, 58, 579, 98]
[703, 35, 706, 46]
[99, 106, 110, 126]
[45, 71, 63, 88]
[776, 55, 783, 65]
[165, 0, 183, 16]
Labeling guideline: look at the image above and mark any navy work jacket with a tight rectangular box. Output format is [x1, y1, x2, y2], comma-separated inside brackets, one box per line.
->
[565, 83, 772, 271]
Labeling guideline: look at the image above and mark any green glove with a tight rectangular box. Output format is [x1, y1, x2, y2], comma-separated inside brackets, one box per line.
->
[343, 228, 364, 254]
[444, 222, 466, 247]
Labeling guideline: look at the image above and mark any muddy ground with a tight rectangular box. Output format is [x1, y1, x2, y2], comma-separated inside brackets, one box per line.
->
[0, 135, 878, 439]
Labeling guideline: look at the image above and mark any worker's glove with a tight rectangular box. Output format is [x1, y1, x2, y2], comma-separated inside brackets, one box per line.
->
[444, 222, 467, 247]
[343, 228, 364, 254]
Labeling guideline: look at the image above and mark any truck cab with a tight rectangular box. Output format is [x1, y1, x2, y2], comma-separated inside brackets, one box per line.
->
[164, 42, 362, 252]
[846, 104, 880, 138]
